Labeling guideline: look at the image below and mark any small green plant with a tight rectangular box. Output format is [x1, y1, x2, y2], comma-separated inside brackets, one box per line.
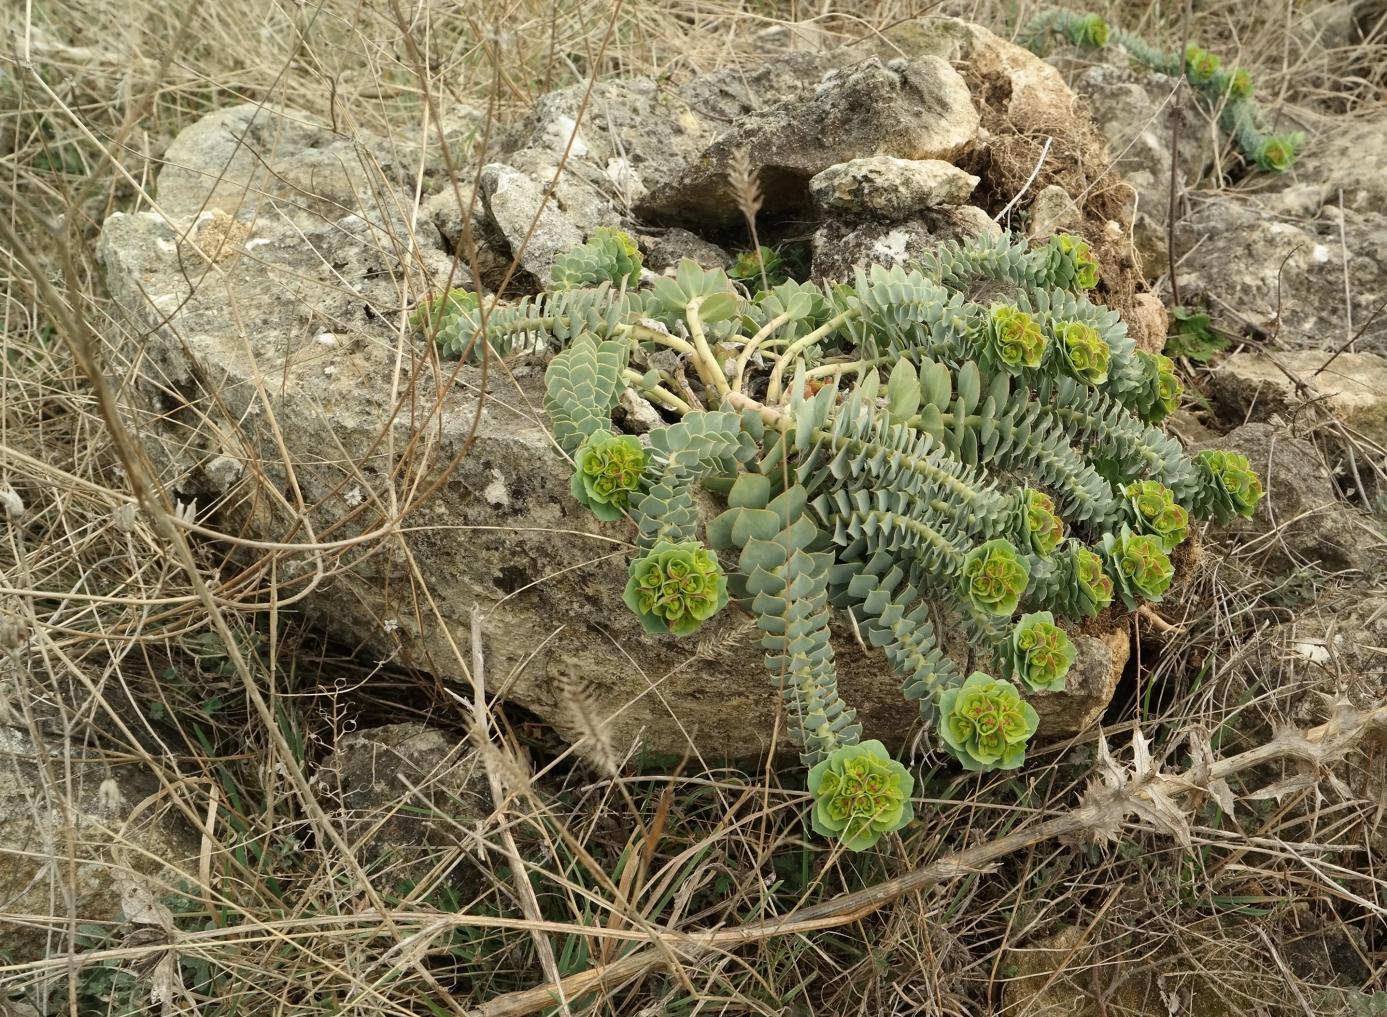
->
[1024, 9, 1305, 173]
[1166, 306, 1229, 363]
[729, 245, 790, 288]
[417, 227, 1261, 850]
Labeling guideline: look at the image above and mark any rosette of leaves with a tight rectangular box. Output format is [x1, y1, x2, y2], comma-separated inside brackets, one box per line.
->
[1053, 233, 1099, 291]
[1007, 611, 1077, 692]
[1131, 351, 1183, 423]
[1103, 528, 1175, 607]
[960, 539, 1031, 616]
[409, 288, 478, 334]
[1022, 8, 1108, 48]
[623, 540, 728, 636]
[1024, 489, 1066, 557]
[1252, 136, 1298, 173]
[550, 227, 643, 290]
[1055, 320, 1110, 385]
[1124, 480, 1189, 550]
[1183, 44, 1221, 84]
[1226, 67, 1253, 99]
[806, 740, 915, 851]
[729, 246, 789, 289]
[1191, 449, 1264, 523]
[571, 430, 646, 520]
[937, 673, 1040, 771]
[985, 305, 1046, 373]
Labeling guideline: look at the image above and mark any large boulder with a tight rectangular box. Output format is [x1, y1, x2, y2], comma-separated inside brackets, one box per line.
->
[98, 26, 1139, 763]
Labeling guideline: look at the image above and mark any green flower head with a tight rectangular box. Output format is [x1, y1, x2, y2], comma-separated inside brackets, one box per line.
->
[1184, 45, 1222, 84]
[1069, 13, 1110, 48]
[1228, 67, 1253, 99]
[1023, 489, 1066, 557]
[1124, 480, 1190, 551]
[988, 305, 1047, 372]
[623, 540, 727, 636]
[1056, 233, 1100, 290]
[1008, 611, 1077, 693]
[729, 246, 789, 289]
[1104, 528, 1175, 607]
[1073, 544, 1115, 617]
[1254, 135, 1299, 173]
[1193, 449, 1264, 523]
[960, 539, 1031, 617]
[937, 673, 1040, 771]
[807, 740, 915, 851]
[1135, 351, 1183, 422]
[1055, 320, 1111, 385]
[571, 431, 646, 521]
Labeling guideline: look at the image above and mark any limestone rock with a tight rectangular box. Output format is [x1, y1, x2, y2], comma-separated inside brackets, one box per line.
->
[1030, 625, 1130, 741]
[810, 207, 999, 281]
[0, 724, 196, 961]
[1259, 117, 1387, 218]
[312, 724, 493, 887]
[1193, 423, 1385, 576]
[639, 227, 731, 273]
[479, 163, 585, 286]
[809, 157, 979, 220]
[1126, 292, 1169, 354]
[1027, 184, 1083, 239]
[1210, 350, 1387, 449]
[638, 56, 978, 226]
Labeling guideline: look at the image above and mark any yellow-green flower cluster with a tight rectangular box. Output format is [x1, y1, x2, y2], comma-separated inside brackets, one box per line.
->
[623, 540, 727, 636]
[571, 431, 646, 520]
[938, 673, 1039, 771]
[1193, 449, 1264, 523]
[1055, 320, 1111, 385]
[1056, 233, 1100, 290]
[1008, 612, 1077, 693]
[988, 305, 1047, 372]
[807, 740, 915, 851]
[1024, 489, 1066, 557]
[1074, 544, 1115, 616]
[1135, 351, 1183, 422]
[960, 539, 1031, 617]
[1124, 480, 1189, 551]
[1104, 528, 1175, 606]
[1184, 44, 1222, 84]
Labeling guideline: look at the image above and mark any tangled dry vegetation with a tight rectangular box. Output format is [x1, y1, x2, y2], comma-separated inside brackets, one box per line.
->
[1, 1, 1385, 1015]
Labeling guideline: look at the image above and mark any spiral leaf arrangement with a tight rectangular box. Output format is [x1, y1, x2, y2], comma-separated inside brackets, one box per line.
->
[1023, 9, 1304, 173]
[416, 227, 1262, 851]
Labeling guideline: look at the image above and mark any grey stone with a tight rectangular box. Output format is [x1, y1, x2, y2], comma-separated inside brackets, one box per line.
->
[312, 724, 492, 888]
[809, 157, 979, 220]
[1257, 116, 1387, 218]
[1030, 627, 1130, 741]
[1210, 350, 1387, 451]
[1174, 196, 1387, 353]
[638, 56, 979, 226]
[479, 163, 586, 287]
[810, 206, 1000, 282]
[1027, 184, 1083, 239]
[1192, 422, 1385, 576]
[0, 722, 196, 961]
[639, 227, 731, 273]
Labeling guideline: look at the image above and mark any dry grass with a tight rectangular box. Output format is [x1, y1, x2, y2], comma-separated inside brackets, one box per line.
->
[1, 0, 1385, 1015]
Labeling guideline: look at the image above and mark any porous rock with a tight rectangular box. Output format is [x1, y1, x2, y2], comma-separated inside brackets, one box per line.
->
[0, 722, 196, 961]
[810, 207, 1000, 282]
[638, 56, 979, 226]
[639, 227, 731, 273]
[312, 723, 493, 887]
[809, 157, 979, 220]
[1210, 350, 1387, 450]
[479, 163, 586, 287]
[1026, 184, 1083, 239]
[98, 97, 1124, 762]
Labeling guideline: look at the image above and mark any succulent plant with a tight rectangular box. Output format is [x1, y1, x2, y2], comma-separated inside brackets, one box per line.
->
[551, 227, 643, 290]
[1023, 12, 1304, 174]
[1191, 449, 1264, 523]
[623, 540, 728, 636]
[1103, 528, 1175, 607]
[806, 740, 915, 851]
[409, 288, 480, 334]
[1008, 611, 1078, 692]
[1124, 480, 1189, 550]
[729, 246, 790, 289]
[1055, 319, 1110, 385]
[418, 227, 1262, 846]
[571, 430, 646, 520]
[938, 673, 1040, 771]
[960, 539, 1032, 617]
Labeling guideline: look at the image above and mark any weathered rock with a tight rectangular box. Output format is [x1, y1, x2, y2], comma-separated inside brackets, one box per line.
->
[1030, 626, 1130, 741]
[810, 206, 1000, 281]
[98, 100, 1123, 761]
[1193, 423, 1385, 576]
[1210, 350, 1387, 450]
[479, 163, 586, 286]
[1026, 183, 1083, 239]
[0, 722, 196, 960]
[1175, 197, 1387, 352]
[1126, 292, 1169, 354]
[1258, 117, 1387, 219]
[638, 56, 979, 226]
[312, 723, 492, 887]
[809, 157, 979, 220]
[639, 227, 731, 273]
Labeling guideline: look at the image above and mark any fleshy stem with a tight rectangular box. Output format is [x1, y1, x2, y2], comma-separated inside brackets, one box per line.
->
[685, 298, 732, 401]
[621, 369, 692, 414]
[765, 310, 855, 403]
[732, 310, 796, 393]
